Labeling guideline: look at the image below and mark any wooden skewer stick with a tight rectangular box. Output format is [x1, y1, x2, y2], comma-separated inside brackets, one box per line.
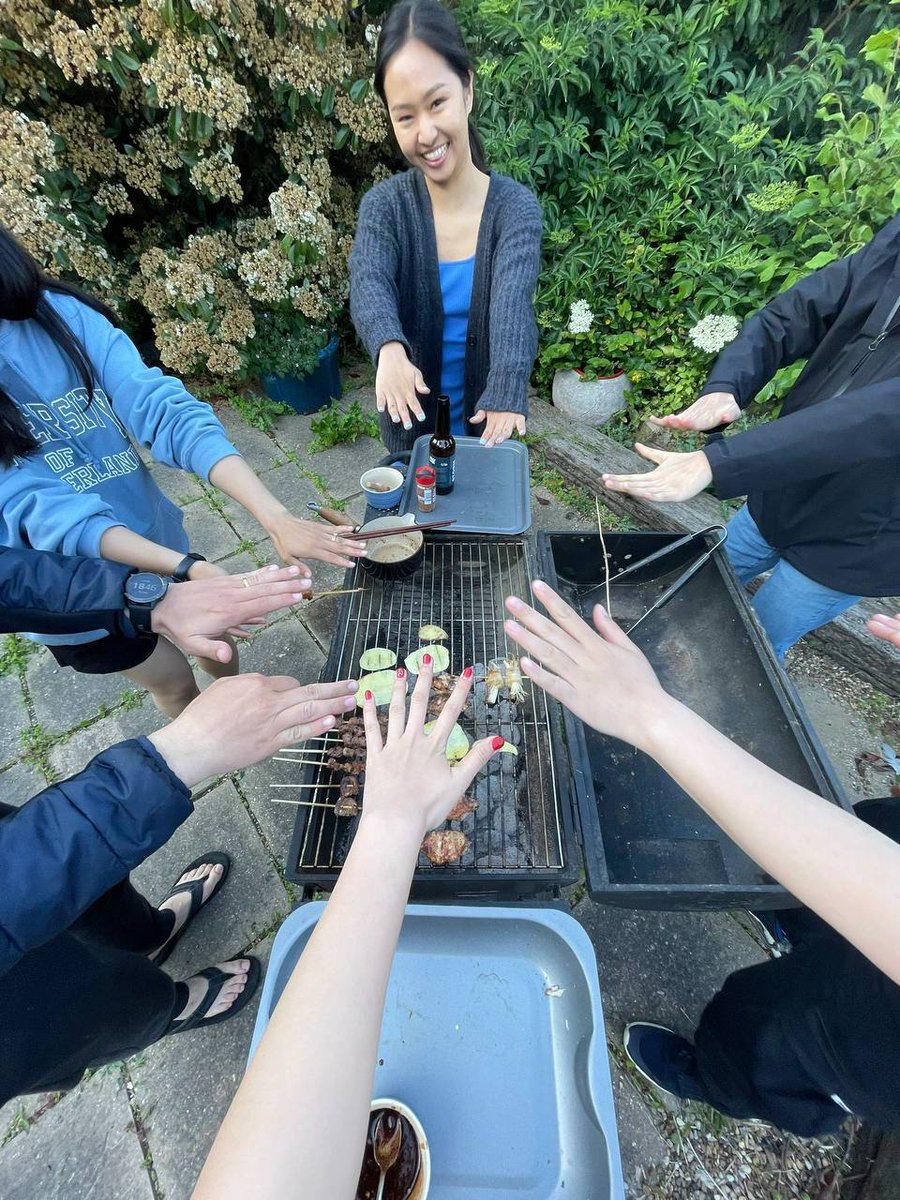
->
[269, 797, 355, 808]
[269, 782, 343, 789]
[305, 587, 365, 601]
[595, 495, 613, 619]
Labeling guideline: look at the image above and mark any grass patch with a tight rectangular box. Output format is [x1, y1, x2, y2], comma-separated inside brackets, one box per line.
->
[196, 379, 288, 434]
[0, 634, 41, 679]
[308, 397, 379, 453]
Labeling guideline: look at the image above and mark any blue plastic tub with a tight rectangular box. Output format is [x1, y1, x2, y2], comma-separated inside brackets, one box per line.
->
[259, 334, 341, 414]
[248, 902, 624, 1200]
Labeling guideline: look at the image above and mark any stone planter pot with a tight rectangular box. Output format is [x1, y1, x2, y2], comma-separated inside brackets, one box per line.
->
[551, 368, 629, 427]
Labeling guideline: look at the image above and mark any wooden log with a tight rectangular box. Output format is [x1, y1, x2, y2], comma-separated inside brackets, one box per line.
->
[527, 397, 900, 693]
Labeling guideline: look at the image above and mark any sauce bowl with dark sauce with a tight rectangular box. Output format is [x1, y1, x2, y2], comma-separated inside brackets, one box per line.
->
[356, 1098, 430, 1200]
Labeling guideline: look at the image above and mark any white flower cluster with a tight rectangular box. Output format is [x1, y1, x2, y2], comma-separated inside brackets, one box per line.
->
[568, 299, 594, 335]
[688, 314, 741, 354]
[365, 23, 380, 47]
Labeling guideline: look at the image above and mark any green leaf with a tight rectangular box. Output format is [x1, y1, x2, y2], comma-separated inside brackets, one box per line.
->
[348, 78, 369, 103]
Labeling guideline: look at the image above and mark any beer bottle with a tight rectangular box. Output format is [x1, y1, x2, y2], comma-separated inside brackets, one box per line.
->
[428, 394, 456, 495]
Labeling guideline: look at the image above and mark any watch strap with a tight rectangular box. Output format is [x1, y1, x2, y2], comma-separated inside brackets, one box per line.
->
[172, 552, 207, 583]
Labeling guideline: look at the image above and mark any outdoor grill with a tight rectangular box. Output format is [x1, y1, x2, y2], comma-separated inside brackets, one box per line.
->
[285, 535, 579, 898]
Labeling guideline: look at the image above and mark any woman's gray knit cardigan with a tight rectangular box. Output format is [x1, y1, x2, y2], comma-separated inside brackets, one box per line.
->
[349, 169, 543, 454]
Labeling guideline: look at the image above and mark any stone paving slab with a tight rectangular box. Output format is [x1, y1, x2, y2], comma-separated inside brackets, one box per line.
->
[130, 783, 287, 978]
[48, 693, 167, 780]
[0, 759, 51, 808]
[573, 899, 764, 1040]
[25, 645, 136, 736]
[147, 460, 206, 508]
[0, 1068, 153, 1200]
[128, 936, 273, 1200]
[289, 432, 386, 502]
[212, 463, 324, 545]
[0, 672, 30, 768]
[180, 501, 244, 563]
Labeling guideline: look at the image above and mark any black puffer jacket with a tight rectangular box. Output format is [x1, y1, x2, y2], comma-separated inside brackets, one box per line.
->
[703, 213, 900, 596]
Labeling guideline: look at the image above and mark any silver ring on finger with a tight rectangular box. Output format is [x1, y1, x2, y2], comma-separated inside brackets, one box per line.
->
[241, 576, 251, 588]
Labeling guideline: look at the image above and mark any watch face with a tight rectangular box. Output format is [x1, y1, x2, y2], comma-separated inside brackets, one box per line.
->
[126, 573, 168, 604]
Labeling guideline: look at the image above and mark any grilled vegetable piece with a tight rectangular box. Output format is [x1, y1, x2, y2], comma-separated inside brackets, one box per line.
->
[405, 644, 451, 675]
[503, 655, 525, 703]
[499, 741, 518, 755]
[359, 647, 397, 672]
[447, 794, 477, 821]
[424, 720, 470, 762]
[485, 659, 504, 704]
[355, 670, 404, 708]
[421, 830, 470, 865]
[418, 624, 448, 641]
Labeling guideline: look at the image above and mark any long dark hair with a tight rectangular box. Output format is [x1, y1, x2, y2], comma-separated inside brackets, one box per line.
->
[374, 0, 488, 173]
[0, 226, 118, 467]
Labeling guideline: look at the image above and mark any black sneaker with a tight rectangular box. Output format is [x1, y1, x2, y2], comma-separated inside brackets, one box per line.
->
[623, 1023, 712, 1104]
[746, 911, 792, 957]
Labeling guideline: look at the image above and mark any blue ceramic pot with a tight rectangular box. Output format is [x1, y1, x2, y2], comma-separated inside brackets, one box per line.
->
[259, 335, 340, 414]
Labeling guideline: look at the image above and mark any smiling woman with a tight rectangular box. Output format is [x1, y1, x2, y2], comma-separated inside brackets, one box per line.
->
[349, 0, 542, 454]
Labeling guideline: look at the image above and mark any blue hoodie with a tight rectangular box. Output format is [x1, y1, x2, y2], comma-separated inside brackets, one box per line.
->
[0, 292, 239, 644]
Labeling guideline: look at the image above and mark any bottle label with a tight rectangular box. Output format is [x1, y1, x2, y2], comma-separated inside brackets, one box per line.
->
[430, 453, 455, 490]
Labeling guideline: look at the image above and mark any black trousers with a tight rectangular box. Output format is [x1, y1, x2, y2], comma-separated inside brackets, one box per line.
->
[694, 798, 900, 1137]
[0, 833, 182, 1104]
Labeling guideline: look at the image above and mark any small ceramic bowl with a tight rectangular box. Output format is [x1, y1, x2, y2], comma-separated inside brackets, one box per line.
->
[358, 513, 424, 583]
[361, 466, 404, 510]
[365, 1097, 430, 1200]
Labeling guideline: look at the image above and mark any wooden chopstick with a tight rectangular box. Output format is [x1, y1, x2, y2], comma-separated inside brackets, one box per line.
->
[340, 519, 456, 541]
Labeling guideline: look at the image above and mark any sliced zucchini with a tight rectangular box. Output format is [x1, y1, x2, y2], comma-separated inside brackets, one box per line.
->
[405, 644, 451, 674]
[359, 647, 397, 672]
[499, 741, 518, 755]
[424, 720, 470, 762]
[355, 670, 403, 708]
[418, 624, 448, 641]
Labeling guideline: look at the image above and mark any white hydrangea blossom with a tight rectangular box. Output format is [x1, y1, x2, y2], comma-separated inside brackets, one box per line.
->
[568, 299, 594, 335]
[365, 23, 380, 46]
[689, 314, 741, 354]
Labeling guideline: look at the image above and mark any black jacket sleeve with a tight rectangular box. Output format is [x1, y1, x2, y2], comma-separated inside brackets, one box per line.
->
[704, 376, 900, 497]
[0, 737, 192, 976]
[0, 547, 134, 636]
[704, 215, 900, 407]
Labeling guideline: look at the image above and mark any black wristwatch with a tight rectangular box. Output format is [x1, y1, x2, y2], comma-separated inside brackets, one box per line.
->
[171, 552, 207, 583]
[124, 572, 170, 637]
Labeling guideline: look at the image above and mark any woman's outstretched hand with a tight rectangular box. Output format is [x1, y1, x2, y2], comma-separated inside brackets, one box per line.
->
[360, 659, 501, 840]
[503, 580, 671, 750]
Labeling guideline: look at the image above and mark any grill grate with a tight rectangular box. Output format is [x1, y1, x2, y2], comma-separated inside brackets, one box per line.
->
[283, 537, 567, 881]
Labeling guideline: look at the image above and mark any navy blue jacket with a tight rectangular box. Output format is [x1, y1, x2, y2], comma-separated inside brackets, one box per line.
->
[0, 546, 191, 976]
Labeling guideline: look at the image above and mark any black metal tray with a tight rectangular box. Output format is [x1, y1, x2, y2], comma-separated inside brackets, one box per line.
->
[538, 530, 851, 910]
[397, 436, 531, 535]
[285, 534, 579, 900]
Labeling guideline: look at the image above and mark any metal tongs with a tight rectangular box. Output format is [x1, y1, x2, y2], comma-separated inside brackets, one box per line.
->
[582, 524, 727, 635]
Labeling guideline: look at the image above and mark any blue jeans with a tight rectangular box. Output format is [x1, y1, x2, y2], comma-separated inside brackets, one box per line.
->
[724, 504, 861, 661]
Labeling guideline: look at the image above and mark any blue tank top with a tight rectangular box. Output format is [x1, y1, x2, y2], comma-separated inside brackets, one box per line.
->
[438, 256, 475, 437]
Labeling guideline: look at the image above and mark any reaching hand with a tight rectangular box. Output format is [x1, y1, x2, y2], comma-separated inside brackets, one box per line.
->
[648, 391, 740, 432]
[147, 674, 358, 788]
[602, 444, 713, 504]
[151, 564, 311, 662]
[267, 513, 367, 571]
[376, 341, 430, 431]
[503, 580, 671, 750]
[360, 661, 501, 840]
[867, 612, 900, 649]
[469, 409, 527, 447]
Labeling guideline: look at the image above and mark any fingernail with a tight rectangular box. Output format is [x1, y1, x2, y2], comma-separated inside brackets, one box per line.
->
[505, 619, 521, 634]
[292, 592, 303, 601]
[343, 696, 355, 707]
[403, 421, 412, 431]
[520, 656, 533, 669]
[491, 736, 504, 750]
[365, 690, 373, 701]
[416, 412, 426, 421]
[322, 714, 335, 726]
[397, 667, 406, 679]
[597, 604, 607, 616]
[347, 680, 358, 689]
[463, 666, 473, 678]
[507, 596, 522, 610]
[422, 653, 432, 666]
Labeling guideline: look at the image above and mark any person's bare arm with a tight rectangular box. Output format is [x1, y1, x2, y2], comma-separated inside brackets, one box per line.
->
[207, 455, 367, 570]
[194, 663, 500, 1200]
[503, 581, 900, 986]
[99, 525, 192, 575]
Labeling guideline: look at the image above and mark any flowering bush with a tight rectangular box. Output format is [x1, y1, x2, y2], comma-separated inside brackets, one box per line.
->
[688, 315, 742, 356]
[0, 0, 391, 378]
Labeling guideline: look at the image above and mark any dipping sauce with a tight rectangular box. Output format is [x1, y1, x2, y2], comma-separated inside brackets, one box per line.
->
[366, 481, 393, 492]
[356, 1110, 421, 1200]
[368, 532, 422, 563]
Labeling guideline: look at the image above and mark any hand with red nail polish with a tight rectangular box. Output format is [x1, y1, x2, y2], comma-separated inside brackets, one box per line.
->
[359, 660, 503, 841]
[491, 736, 505, 751]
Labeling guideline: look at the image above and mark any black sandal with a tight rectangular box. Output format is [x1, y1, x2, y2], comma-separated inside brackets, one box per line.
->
[164, 956, 261, 1036]
[151, 850, 231, 967]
